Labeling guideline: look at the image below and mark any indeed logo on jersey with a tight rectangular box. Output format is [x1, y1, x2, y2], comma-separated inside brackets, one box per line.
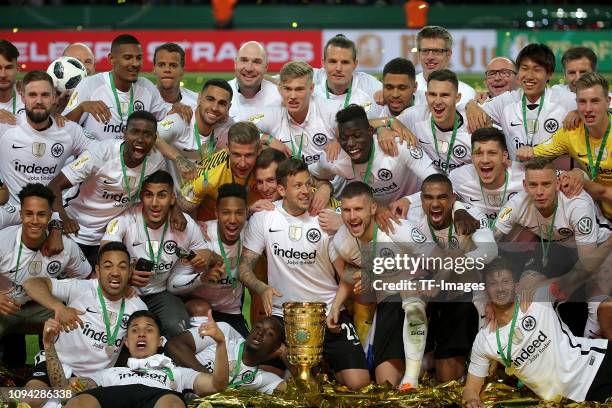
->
[102, 190, 130, 207]
[512, 330, 551, 368]
[371, 182, 398, 195]
[272, 243, 316, 264]
[13, 160, 57, 175]
[103, 122, 127, 135]
[82, 321, 124, 348]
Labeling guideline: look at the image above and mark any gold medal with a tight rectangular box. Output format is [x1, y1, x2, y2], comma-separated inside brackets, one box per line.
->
[505, 365, 515, 376]
[105, 345, 114, 357]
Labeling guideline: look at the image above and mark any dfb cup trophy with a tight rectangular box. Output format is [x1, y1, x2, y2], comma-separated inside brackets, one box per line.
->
[283, 302, 326, 382]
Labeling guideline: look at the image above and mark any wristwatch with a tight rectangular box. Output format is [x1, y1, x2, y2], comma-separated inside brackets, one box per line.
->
[47, 219, 64, 233]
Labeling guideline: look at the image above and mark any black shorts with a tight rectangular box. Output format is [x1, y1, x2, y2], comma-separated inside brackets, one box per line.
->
[426, 299, 478, 359]
[373, 297, 404, 368]
[586, 344, 612, 402]
[211, 310, 249, 338]
[27, 359, 52, 386]
[80, 384, 184, 408]
[268, 310, 368, 373]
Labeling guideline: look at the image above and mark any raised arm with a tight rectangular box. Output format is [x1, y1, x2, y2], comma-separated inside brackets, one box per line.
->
[23, 277, 84, 331]
[192, 311, 229, 395]
[165, 330, 211, 373]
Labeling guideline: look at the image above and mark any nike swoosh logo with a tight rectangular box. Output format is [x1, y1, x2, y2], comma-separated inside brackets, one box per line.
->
[133, 242, 142, 246]
[86, 307, 98, 314]
[269, 228, 282, 233]
[469, 198, 481, 202]
[577, 153, 588, 158]
[418, 139, 430, 144]
[408, 322, 423, 327]
[510, 122, 522, 127]
[182, 148, 196, 152]
[103, 180, 113, 185]
[12, 144, 26, 149]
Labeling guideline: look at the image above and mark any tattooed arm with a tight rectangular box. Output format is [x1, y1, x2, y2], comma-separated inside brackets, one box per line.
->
[238, 248, 282, 316]
[42, 319, 69, 389]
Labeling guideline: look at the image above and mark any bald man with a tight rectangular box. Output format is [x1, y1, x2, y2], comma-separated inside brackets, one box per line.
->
[63, 43, 95, 75]
[474, 57, 518, 104]
[228, 41, 281, 122]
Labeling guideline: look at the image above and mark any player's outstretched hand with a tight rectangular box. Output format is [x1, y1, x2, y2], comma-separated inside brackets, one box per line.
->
[198, 310, 225, 345]
[249, 199, 275, 214]
[516, 146, 534, 162]
[390, 118, 417, 147]
[42, 319, 62, 348]
[0, 109, 16, 125]
[169, 102, 193, 124]
[54, 305, 85, 332]
[175, 156, 198, 182]
[81, 101, 111, 123]
[318, 209, 343, 236]
[41, 228, 65, 257]
[170, 205, 187, 232]
[388, 198, 410, 219]
[261, 286, 282, 316]
[325, 139, 342, 162]
[326, 306, 341, 333]
[373, 90, 384, 106]
[453, 209, 480, 235]
[0, 290, 20, 316]
[61, 216, 80, 235]
[563, 109, 581, 130]
[465, 101, 490, 133]
[560, 169, 585, 198]
[375, 205, 400, 234]
[377, 127, 400, 157]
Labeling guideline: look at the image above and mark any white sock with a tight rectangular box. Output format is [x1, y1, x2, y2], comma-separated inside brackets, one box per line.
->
[584, 297, 606, 338]
[190, 316, 209, 328]
[400, 298, 427, 388]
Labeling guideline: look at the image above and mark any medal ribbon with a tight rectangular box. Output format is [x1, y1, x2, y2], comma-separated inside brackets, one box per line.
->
[97, 284, 126, 352]
[290, 133, 304, 159]
[584, 114, 611, 181]
[430, 113, 459, 174]
[120, 143, 148, 203]
[217, 228, 241, 289]
[194, 121, 216, 161]
[479, 170, 509, 229]
[355, 223, 378, 277]
[351, 143, 375, 184]
[109, 72, 134, 121]
[229, 341, 259, 388]
[521, 91, 545, 146]
[495, 297, 520, 371]
[428, 220, 454, 249]
[142, 214, 169, 266]
[11, 89, 16, 114]
[536, 199, 558, 267]
[325, 81, 352, 108]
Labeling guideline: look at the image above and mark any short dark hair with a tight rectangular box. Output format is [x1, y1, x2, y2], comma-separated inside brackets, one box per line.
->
[324, 34, 357, 61]
[516, 43, 556, 74]
[255, 147, 286, 171]
[228, 122, 259, 146]
[421, 173, 453, 193]
[18, 183, 55, 208]
[561, 46, 597, 71]
[98, 241, 131, 266]
[0, 39, 19, 62]
[126, 110, 157, 132]
[417, 26, 453, 49]
[153, 42, 185, 68]
[340, 181, 373, 201]
[126, 310, 163, 335]
[336, 104, 369, 128]
[575, 72, 609, 96]
[217, 183, 247, 206]
[276, 158, 309, 187]
[471, 127, 508, 152]
[524, 157, 555, 172]
[482, 256, 516, 282]
[22, 70, 54, 90]
[142, 170, 174, 189]
[261, 316, 285, 344]
[427, 69, 458, 91]
[383, 58, 416, 81]
[202, 78, 233, 100]
[111, 34, 141, 53]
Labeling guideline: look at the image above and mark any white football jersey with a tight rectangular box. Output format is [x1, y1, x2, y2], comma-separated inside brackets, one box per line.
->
[189, 323, 283, 394]
[48, 278, 147, 376]
[162, 86, 199, 111]
[0, 225, 91, 305]
[228, 78, 282, 122]
[253, 96, 337, 165]
[416, 73, 476, 106]
[378, 93, 428, 118]
[0, 114, 94, 206]
[89, 355, 198, 392]
[495, 191, 611, 246]
[468, 287, 608, 401]
[309, 136, 437, 206]
[313, 69, 382, 99]
[63, 72, 168, 141]
[449, 162, 525, 225]
[481, 88, 576, 160]
[243, 201, 338, 317]
[314, 85, 382, 119]
[183, 220, 244, 315]
[399, 104, 472, 173]
[101, 204, 207, 295]
[61, 139, 166, 246]
[0, 87, 24, 114]
[551, 83, 612, 108]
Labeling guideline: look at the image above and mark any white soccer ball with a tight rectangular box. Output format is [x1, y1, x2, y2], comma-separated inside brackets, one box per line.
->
[46, 56, 87, 93]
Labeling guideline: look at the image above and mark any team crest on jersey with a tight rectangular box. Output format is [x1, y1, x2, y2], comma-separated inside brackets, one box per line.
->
[453, 145, 467, 158]
[70, 154, 90, 170]
[164, 240, 177, 255]
[288, 226, 302, 241]
[409, 146, 423, 159]
[2, 203, 16, 214]
[46, 261, 62, 277]
[411, 228, 426, 243]
[498, 207, 512, 222]
[247, 113, 264, 124]
[241, 370, 256, 384]
[379, 247, 394, 258]
[377, 168, 392, 181]
[51, 143, 65, 158]
[133, 101, 145, 111]
[543, 119, 559, 134]
[306, 228, 321, 243]
[577, 216, 593, 234]
[106, 219, 120, 235]
[521, 316, 536, 331]
[313, 133, 328, 147]
[121, 313, 130, 329]
[32, 142, 46, 158]
[449, 236, 459, 249]
[558, 227, 573, 237]
[28, 261, 42, 276]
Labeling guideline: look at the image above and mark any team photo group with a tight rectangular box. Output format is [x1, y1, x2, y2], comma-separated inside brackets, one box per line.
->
[0, 24, 611, 407]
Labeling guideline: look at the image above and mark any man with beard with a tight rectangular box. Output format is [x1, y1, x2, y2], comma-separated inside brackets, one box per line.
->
[0, 70, 94, 229]
[380, 58, 425, 117]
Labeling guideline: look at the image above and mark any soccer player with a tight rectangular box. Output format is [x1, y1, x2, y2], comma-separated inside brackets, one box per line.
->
[47, 110, 171, 267]
[0, 70, 94, 229]
[415, 26, 475, 105]
[21, 242, 146, 408]
[381, 57, 425, 117]
[482, 57, 518, 100]
[251, 147, 287, 211]
[0, 39, 23, 116]
[399, 69, 472, 174]
[463, 257, 611, 405]
[63, 43, 96, 76]
[166, 316, 288, 393]
[466, 43, 576, 160]
[517, 73, 612, 220]
[554, 46, 598, 94]
[169, 183, 249, 337]
[0, 184, 90, 338]
[228, 41, 282, 122]
[45, 310, 228, 408]
[153, 43, 198, 110]
[238, 159, 370, 390]
[101, 170, 217, 337]
[313, 34, 381, 117]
